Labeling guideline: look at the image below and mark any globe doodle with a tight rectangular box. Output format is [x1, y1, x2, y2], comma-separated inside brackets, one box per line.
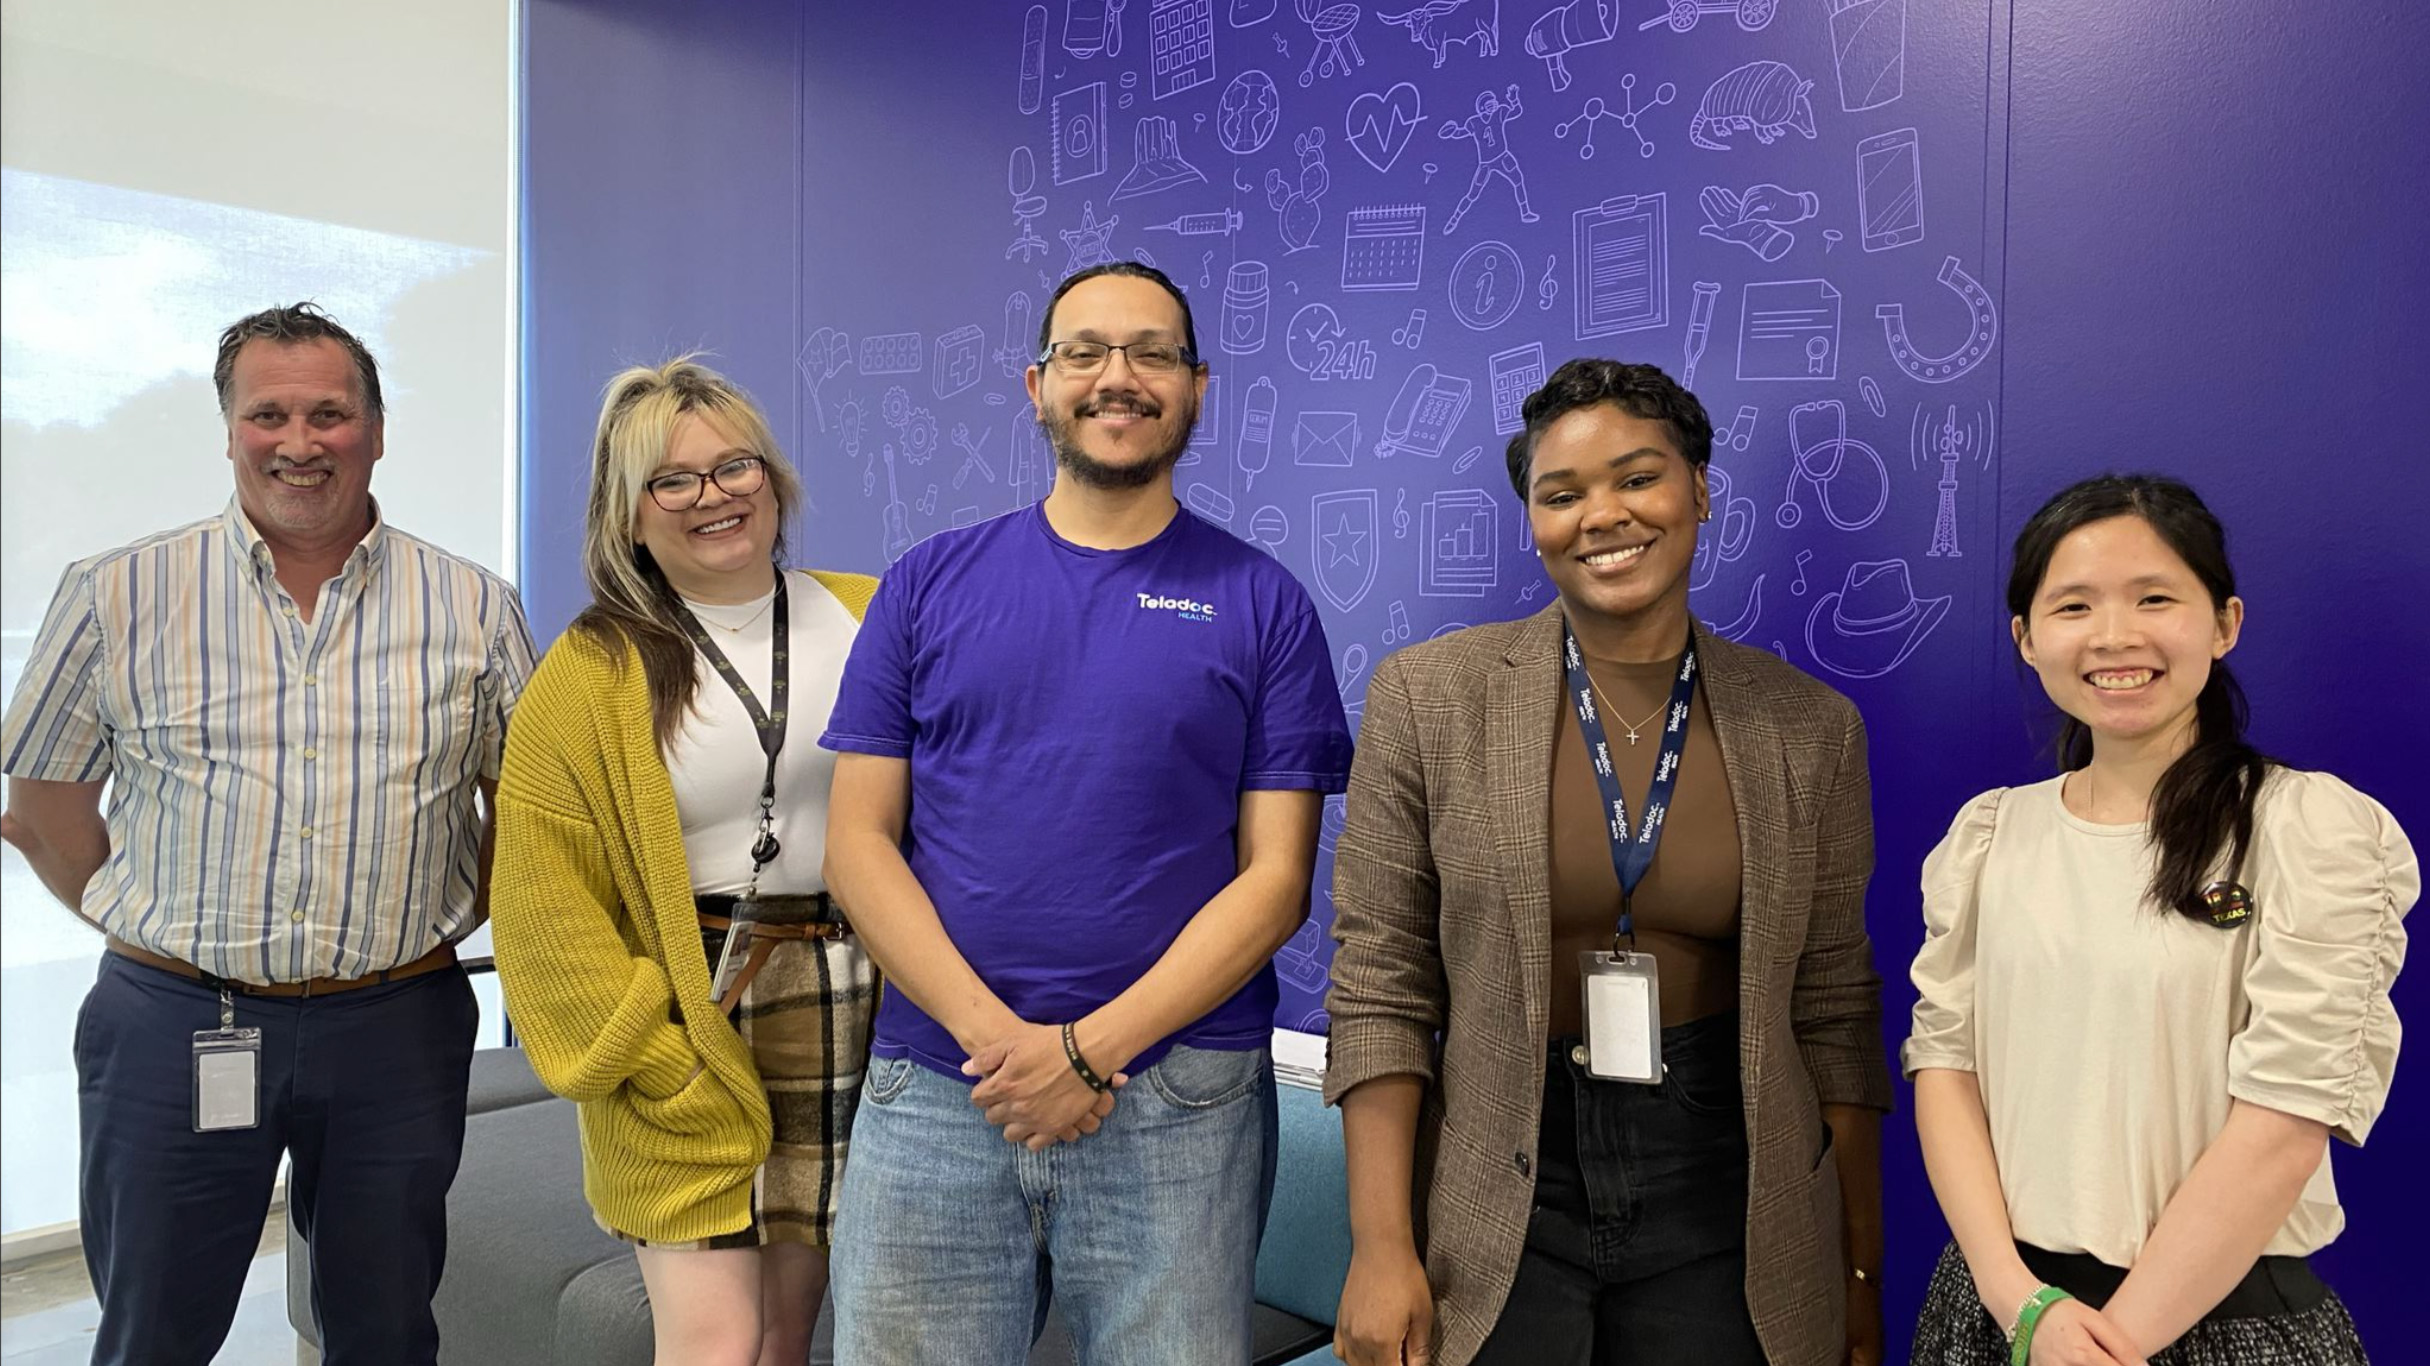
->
[1216, 70, 1282, 155]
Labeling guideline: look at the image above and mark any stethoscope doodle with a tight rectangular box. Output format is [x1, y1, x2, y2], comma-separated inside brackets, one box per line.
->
[1875, 255, 2000, 384]
[1777, 399, 1889, 532]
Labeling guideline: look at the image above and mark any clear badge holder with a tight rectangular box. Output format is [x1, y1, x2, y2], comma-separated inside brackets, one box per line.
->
[1578, 950, 1663, 1083]
[193, 988, 262, 1131]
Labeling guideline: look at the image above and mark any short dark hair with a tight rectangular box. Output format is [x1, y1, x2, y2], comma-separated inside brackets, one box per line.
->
[1035, 262, 1203, 366]
[213, 303, 385, 419]
[1503, 359, 1712, 500]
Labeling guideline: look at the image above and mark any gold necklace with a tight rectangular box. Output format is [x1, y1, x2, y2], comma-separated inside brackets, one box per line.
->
[1584, 671, 1668, 746]
[687, 594, 776, 635]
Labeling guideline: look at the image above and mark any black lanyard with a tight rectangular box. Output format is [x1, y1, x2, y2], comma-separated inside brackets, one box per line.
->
[674, 573, 789, 882]
[1561, 619, 1699, 947]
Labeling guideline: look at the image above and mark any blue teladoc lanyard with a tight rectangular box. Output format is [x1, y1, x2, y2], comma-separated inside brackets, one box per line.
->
[1561, 620, 1700, 948]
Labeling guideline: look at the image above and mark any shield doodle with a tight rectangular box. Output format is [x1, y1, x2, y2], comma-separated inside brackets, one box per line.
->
[1310, 490, 1380, 613]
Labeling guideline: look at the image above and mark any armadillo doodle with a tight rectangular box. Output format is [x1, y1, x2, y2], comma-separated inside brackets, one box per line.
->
[1876, 255, 2000, 383]
[1689, 60, 1817, 151]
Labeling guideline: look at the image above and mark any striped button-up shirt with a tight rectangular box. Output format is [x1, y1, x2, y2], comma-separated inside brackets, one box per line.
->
[2, 500, 534, 984]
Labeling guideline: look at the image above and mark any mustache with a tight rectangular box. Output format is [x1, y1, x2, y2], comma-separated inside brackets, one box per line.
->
[1076, 395, 1163, 419]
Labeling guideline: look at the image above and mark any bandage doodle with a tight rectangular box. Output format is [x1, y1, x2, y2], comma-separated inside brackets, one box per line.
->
[1553, 75, 1675, 159]
[1876, 255, 1998, 383]
[1020, 6, 1049, 113]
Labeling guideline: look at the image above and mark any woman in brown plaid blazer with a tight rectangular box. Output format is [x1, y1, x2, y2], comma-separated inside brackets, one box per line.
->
[1325, 360, 1894, 1366]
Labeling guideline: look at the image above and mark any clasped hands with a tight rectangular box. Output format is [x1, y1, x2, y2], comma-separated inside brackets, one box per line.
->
[963, 1020, 1131, 1151]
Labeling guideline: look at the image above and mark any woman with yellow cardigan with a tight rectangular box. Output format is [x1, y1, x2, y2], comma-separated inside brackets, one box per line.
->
[490, 357, 877, 1366]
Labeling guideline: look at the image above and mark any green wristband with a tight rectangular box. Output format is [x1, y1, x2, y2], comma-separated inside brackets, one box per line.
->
[2008, 1285, 2074, 1366]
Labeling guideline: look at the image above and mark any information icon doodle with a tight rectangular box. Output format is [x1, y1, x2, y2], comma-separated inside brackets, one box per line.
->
[1448, 239, 1524, 330]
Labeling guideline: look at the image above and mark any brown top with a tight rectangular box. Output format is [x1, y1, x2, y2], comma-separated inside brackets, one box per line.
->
[1547, 648, 1742, 1035]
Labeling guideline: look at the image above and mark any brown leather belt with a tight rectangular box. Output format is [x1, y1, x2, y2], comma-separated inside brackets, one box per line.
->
[106, 936, 460, 999]
[697, 896, 851, 1014]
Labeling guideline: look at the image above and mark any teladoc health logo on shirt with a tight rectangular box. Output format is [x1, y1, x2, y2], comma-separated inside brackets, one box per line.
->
[1136, 592, 1217, 622]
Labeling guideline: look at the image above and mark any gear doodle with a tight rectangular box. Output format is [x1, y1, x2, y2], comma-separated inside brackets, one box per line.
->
[901, 406, 940, 466]
[1554, 74, 1676, 160]
[880, 386, 910, 429]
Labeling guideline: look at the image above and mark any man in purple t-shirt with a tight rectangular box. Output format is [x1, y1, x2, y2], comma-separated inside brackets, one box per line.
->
[821, 262, 1352, 1364]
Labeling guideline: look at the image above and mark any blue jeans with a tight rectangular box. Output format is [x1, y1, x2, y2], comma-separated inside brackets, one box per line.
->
[831, 1043, 1277, 1365]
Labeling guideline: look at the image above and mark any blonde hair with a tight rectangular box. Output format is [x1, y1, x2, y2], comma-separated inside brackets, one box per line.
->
[574, 355, 807, 748]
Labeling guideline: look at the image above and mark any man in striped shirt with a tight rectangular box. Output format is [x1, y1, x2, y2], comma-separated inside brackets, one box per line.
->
[0, 303, 534, 1366]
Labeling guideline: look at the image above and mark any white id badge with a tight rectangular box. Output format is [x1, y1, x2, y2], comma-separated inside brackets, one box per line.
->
[708, 917, 758, 1004]
[192, 1028, 263, 1132]
[1579, 951, 1663, 1083]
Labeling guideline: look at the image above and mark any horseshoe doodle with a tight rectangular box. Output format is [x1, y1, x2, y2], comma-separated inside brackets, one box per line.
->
[1876, 255, 1999, 384]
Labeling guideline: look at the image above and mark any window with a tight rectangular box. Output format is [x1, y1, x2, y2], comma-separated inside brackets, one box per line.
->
[0, 0, 517, 1240]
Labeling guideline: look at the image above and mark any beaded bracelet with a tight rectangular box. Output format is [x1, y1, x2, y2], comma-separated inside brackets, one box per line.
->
[2007, 1285, 2074, 1366]
[1061, 1022, 1111, 1093]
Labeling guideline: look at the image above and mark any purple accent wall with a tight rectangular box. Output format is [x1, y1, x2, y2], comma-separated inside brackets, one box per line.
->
[524, 0, 2427, 1350]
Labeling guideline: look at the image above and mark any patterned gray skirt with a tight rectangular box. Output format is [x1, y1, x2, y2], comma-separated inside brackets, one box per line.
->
[1911, 1242, 2369, 1366]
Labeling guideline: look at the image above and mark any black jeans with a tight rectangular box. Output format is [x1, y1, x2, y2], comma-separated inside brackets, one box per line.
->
[1470, 1011, 1767, 1366]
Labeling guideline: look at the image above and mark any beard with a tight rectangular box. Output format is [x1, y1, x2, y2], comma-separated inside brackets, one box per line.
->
[1040, 392, 1197, 490]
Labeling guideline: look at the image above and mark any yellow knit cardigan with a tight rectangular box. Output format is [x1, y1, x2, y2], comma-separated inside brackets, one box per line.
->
[489, 569, 876, 1243]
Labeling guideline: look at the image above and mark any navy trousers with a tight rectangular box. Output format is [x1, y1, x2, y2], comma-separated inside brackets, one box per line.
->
[75, 953, 477, 1366]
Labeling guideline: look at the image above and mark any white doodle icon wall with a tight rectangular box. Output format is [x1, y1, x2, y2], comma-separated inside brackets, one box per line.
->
[796, 0, 1999, 1029]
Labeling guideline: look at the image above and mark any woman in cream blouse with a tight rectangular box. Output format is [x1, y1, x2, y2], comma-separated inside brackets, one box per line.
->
[1907, 474, 2415, 1366]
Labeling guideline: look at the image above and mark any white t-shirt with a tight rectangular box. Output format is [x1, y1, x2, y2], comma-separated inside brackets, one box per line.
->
[1903, 769, 2416, 1264]
[668, 571, 861, 897]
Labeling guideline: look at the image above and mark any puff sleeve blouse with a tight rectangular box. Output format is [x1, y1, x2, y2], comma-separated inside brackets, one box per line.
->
[1902, 769, 2416, 1265]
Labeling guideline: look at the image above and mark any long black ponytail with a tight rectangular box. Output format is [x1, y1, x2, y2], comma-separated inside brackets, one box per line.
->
[2007, 475, 2273, 924]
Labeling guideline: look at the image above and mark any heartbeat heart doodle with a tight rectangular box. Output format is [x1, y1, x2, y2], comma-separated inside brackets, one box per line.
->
[1345, 82, 1423, 174]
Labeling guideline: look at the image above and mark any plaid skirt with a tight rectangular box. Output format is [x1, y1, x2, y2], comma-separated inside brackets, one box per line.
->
[608, 933, 879, 1251]
[1911, 1241, 2370, 1366]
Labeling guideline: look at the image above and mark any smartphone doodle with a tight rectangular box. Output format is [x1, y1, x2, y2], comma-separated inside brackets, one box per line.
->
[1856, 129, 1922, 252]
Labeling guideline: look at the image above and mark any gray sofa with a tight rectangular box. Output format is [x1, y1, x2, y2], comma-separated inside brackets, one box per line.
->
[289, 1045, 1347, 1365]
